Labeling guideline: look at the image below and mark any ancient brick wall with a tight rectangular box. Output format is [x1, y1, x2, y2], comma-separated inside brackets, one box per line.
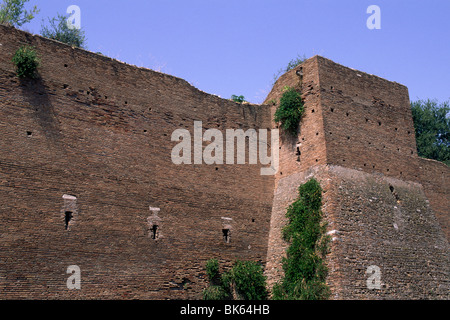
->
[317, 56, 420, 182]
[418, 158, 450, 241]
[0, 25, 275, 299]
[325, 166, 448, 299]
[264, 56, 449, 299]
[264, 57, 327, 186]
[0, 25, 448, 300]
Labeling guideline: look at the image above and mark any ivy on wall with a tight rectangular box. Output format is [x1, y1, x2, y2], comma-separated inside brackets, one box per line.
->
[272, 178, 331, 300]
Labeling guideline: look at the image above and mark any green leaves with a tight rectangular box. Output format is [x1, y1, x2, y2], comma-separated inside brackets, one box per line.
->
[273, 87, 304, 136]
[273, 178, 330, 300]
[40, 13, 87, 49]
[411, 99, 450, 165]
[203, 259, 268, 300]
[231, 95, 246, 103]
[273, 54, 306, 84]
[0, 0, 39, 27]
[205, 258, 220, 285]
[12, 45, 39, 78]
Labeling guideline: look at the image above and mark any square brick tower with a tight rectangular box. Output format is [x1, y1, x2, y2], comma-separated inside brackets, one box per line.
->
[264, 56, 449, 299]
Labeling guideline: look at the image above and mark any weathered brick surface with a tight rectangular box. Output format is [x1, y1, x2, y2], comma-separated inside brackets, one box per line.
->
[417, 158, 450, 240]
[264, 56, 449, 299]
[326, 166, 448, 299]
[0, 26, 448, 300]
[0, 25, 274, 299]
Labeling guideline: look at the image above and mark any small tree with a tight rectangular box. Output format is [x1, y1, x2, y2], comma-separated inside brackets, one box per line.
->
[12, 45, 39, 78]
[0, 0, 39, 27]
[40, 13, 86, 49]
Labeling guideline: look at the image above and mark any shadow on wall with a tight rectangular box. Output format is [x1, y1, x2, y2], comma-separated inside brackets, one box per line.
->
[19, 76, 64, 148]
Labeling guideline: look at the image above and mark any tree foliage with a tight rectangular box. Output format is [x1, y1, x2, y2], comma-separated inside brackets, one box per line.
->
[0, 0, 39, 27]
[40, 13, 86, 49]
[411, 99, 450, 165]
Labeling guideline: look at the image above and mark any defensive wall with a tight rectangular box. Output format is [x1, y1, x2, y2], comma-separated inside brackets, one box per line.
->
[0, 25, 448, 299]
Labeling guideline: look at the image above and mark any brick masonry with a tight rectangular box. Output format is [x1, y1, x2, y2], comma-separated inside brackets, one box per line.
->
[264, 56, 449, 299]
[0, 25, 448, 299]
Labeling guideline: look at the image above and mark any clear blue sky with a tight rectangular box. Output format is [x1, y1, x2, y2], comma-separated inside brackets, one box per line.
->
[23, 0, 450, 104]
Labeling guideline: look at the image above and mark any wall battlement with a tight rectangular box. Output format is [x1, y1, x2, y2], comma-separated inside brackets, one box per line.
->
[0, 25, 448, 299]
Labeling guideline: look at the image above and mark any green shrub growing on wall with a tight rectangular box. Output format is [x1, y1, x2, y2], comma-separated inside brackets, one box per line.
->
[272, 178, 330, 300]
[273, 86, 304, 136]
[12, 45, 39, 78]
[231, 95, 246, 103]
[272, 54, 306, 84]
[203, 259, 268, 300]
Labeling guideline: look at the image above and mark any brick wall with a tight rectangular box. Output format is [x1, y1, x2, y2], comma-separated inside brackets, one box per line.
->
[0, 25, 275, 299]
[0, 25, 448, 300]
[418, 158, 450, 240]
[264, 56, 449, 299]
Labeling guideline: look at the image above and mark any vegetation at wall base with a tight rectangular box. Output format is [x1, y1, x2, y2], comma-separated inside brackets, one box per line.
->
[272, 178, 331, 300]
[411, 99, 450, 166]
[274, 86, 304, 136]
[203, 259, 268, 300]
[12, 45, 39, 78]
